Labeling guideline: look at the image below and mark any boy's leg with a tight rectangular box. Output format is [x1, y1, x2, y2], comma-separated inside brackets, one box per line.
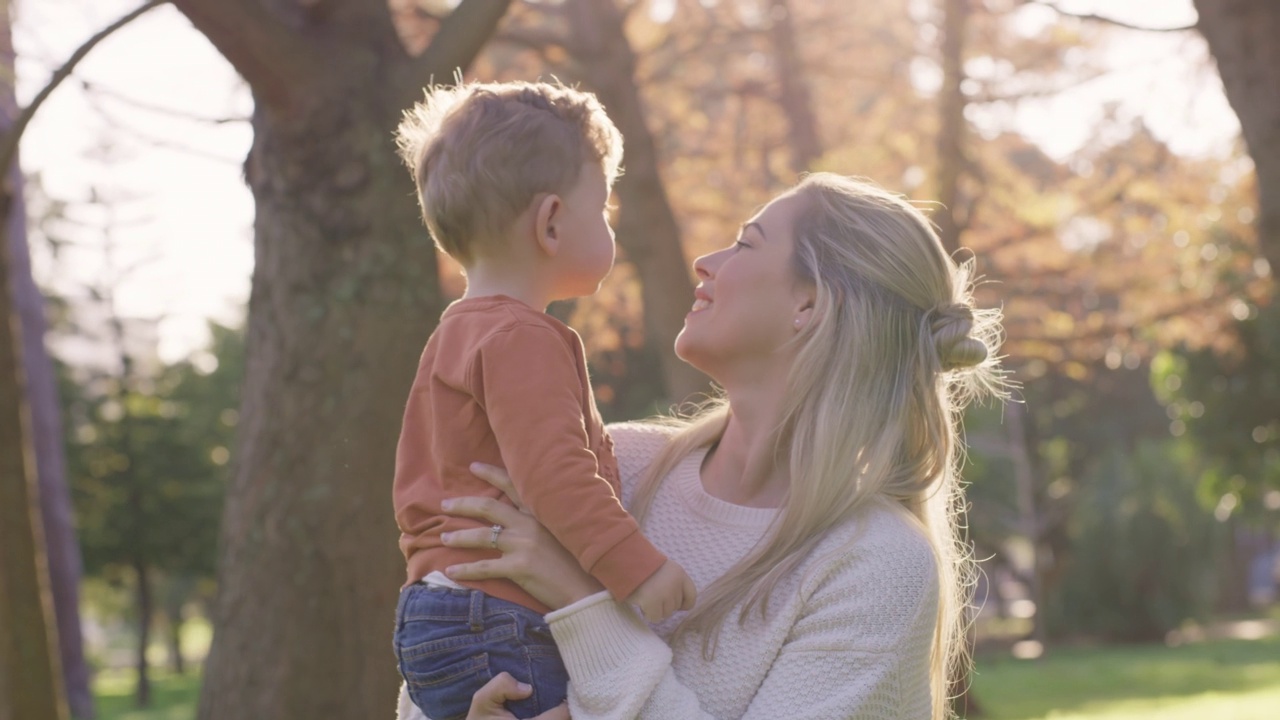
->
[481, 597, 568, 717]
[395, 585, 498, 720]
[394, 586, 567, 720]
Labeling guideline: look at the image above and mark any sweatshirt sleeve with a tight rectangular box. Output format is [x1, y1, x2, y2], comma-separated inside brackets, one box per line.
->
[605, 421, 679, 510]
[473, 323, 666, 601]
[547, 536, 939, 720]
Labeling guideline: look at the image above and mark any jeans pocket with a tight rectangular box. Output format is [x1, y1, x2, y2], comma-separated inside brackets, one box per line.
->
[404, 652, 492, 720]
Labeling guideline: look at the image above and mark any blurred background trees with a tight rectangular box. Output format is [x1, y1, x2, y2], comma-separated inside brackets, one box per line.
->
[7, 0, 1279, 718]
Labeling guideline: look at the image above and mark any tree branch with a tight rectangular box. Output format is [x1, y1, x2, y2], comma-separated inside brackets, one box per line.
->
[1025, 0, 1196, 33]
[494, 26, 570, 54]
[394, 0, 514, 106]
[171, 0, 323, 111]
[0, 0, 169, 179]
[79, 78, 247, 125]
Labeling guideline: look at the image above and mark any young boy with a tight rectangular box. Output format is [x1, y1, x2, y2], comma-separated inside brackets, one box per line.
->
[390, 81, 696, 720]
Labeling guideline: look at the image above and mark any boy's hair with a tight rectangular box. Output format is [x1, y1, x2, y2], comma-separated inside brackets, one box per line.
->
[395, 81, 623, 265]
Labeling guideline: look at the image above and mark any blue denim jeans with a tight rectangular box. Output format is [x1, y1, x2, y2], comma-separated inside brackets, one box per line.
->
[394, 583, 568, 720]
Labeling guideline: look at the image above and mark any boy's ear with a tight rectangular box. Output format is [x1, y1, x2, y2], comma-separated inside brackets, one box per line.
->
[535, 194, 562, 257]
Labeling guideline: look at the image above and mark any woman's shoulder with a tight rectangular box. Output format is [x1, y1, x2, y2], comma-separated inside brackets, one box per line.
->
[606, 419, 681, 443]
[606, 420, 679, 463]
[604, 421, 681, 492]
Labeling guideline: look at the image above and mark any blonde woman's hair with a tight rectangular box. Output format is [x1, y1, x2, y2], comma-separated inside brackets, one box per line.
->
[395, 81, 623, 265]
[631, 174, 1007, 720]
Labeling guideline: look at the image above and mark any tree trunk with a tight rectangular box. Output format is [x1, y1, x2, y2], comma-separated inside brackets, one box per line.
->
[0, 4, 66, 717]
[768, 0, 822, 174]
[935, 0, 969, 256]
[936, 2, 982, 714]
[165, 2, 510, 716]
[565, 0, 709, 405]
[196, 99, 442, 719]
[1007, 402, 1046, 646]
[4, 85, 95, 720]
[132, 559, 152, 708]
[168, 618, 185, 676]
[1, 4, 92, 716]
[1215, 518, 1254, 613]
[1194, 0, 1280, 282]
[163, 577, 189, 676]
[0, 174, 68, 720]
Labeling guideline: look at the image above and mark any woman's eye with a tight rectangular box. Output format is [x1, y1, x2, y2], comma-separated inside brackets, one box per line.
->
[733, 240, 749, 250]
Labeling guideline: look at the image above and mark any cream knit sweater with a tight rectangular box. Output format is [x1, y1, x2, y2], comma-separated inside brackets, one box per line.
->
[398, 422, 938, 720]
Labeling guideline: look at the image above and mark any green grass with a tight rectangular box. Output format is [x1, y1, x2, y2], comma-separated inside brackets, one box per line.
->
[93, 669, 199, 720]
[971, 635, 1280, 720]
[90, 635, 1280, 720]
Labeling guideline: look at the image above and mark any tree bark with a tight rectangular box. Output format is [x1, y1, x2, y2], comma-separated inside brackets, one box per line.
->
[173, 3, 512, 716]
[1214, 518, 1255, 613]
[768, 0, 822, 174]
[0, 3, 67, 717]
[935, 0, 969, 256]
[0, 161, 68, 720]
[163, 577, 189, 676]
[5, 145, 94, 720]
[1, 4, 93, 715]
[1007, 401, 1046, 646]
[1194, 0, 1280, 282]
[935, 4, 984, 714]
[132, 559, 153, 708]
[564, 0, 709, 405]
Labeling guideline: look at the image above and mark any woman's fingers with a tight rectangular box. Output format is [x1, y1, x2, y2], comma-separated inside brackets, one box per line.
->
[467, 672, 531, 720]
[442, 495, 525, 526]
[445, 558, 507, 582]
[469, 462, 528, 512]
[440, 526, 502, 551]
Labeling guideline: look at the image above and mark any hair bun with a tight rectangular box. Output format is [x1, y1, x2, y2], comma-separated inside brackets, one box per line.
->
[928, 303, 989, 371]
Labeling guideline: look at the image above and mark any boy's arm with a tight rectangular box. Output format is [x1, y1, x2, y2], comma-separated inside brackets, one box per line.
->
[472, 323, 666, 602]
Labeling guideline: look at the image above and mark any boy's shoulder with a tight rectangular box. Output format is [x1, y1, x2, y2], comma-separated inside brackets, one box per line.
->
[429, 296, 584, 373]
[437, 295, 578, 345]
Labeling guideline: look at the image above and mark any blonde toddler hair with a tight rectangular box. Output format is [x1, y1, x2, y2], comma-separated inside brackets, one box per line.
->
[395, 81, 623, 265]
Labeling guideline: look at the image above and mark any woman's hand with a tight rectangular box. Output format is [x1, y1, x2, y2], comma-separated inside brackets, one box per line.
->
[441, 463, 603, 610]
[466, 673, 570, 720]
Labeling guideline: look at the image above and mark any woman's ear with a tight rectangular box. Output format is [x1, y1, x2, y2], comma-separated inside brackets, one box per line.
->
[535, 194, 562, 257]
[792, 284, 817, 331]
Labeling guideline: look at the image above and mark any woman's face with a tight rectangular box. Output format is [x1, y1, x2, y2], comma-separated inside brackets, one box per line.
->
[675, 193, 814, 381]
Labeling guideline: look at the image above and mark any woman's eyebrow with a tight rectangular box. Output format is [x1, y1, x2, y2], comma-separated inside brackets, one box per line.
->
[740, 221, 767, 240]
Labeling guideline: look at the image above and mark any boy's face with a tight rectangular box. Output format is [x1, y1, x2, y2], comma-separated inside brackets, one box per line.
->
[552, 163, 616, 299]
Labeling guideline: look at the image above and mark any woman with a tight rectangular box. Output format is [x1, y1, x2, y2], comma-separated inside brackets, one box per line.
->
[400, 173, 1006, 720]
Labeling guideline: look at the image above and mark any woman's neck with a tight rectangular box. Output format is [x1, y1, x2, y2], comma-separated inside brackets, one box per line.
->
[702, 376, 791, 508]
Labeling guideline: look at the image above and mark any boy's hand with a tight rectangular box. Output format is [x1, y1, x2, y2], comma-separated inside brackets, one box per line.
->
[626, 559, 696, 623]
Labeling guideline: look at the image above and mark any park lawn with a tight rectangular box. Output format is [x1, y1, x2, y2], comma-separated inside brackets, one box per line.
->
[94, 668, 199, 720]
[91, 635, 1280, 720]
[970, 635, 1280, 720]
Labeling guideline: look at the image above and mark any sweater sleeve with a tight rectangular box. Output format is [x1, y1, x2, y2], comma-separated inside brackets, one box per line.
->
[474, 325, 666, 602]
[547, 529, 939, 720]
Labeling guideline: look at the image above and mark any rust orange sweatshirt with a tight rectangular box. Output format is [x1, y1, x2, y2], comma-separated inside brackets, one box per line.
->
[393, 295, 666, 613]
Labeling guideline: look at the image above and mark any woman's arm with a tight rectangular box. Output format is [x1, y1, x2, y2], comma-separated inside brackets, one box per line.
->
[445, 460, 938, 719]
[546, 532, 939, 720]
[439, 489, 603, 610]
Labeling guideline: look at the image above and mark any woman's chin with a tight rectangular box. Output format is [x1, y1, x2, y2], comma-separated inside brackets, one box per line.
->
[674, 332, 696, 362]
[674, 336, 715, 378]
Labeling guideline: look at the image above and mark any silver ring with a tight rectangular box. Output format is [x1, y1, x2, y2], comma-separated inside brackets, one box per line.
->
[489, 523, 503, 549]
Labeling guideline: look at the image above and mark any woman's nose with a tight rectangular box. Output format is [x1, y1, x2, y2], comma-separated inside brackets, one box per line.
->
[693, 250, 720, 280]
[693, 254, 711, 280]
